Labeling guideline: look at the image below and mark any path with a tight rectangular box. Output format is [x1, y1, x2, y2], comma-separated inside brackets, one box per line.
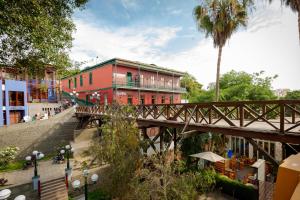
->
[1, 160, 68, 188]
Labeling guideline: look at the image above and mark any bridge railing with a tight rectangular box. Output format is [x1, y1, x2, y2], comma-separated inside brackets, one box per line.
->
[75, 100, 300, 134]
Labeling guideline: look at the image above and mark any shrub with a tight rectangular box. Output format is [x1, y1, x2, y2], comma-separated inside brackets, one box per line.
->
[215, 174, 258, 200]
[89, 189, 111, 200]
[0, 146, 19, 167]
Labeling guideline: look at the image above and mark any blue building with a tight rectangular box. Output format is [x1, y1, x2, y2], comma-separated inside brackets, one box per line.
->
[0, 79, 28, 126]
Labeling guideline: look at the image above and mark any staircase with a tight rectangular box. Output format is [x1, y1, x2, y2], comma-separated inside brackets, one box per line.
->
[40, 177, 68, 200]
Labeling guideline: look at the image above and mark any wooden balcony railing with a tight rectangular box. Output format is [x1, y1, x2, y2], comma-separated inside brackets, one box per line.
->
[75, 100, 300, 135]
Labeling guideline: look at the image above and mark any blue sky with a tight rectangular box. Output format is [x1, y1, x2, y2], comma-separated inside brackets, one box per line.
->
[71, 0, 300, 90]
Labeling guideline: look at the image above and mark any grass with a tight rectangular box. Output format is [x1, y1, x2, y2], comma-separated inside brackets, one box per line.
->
[0, 152, 59, 173]
[0, 161, 25, 173]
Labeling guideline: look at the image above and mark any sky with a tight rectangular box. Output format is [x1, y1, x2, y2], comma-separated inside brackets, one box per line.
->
[71, 0, 300, 90]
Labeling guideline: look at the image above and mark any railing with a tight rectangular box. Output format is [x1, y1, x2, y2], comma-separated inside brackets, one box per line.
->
[75, 100, 300, 134]
[112, 81, 186, 93]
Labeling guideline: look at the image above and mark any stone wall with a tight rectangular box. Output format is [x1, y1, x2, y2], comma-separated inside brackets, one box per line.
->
[0, 107, 78, 158]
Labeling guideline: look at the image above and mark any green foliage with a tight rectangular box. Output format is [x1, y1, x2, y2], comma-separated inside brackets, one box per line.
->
[0, 160, 24, 172]
[194, 170, 217, 194]
[194, 0, 252, 48]
[91, 105, 143, 198]
[180, 73, 203, 102]
[0, 0, 88, 75]
[88, 189, 111, 200]
[129, 156, 199, 200]
[0, 146, 19, 167]
[283, 90, 300, 100]
[196, 70, 277, 102]
[215, 174, 258, 200]
[180, 133, 227, 167]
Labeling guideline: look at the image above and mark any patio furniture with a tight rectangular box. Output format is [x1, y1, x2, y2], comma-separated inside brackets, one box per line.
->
[190, 151, 225, 163]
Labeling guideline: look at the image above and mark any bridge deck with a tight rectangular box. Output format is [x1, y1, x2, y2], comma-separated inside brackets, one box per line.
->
[75, 100, 300, 144]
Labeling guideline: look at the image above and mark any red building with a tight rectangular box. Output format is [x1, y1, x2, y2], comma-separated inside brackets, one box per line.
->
[61, 58, 186, 105]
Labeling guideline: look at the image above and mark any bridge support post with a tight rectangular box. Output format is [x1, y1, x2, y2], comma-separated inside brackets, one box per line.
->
[159, 127, 164, 155]
[173, 128, 177, 160]
[141, 128, 148, 156]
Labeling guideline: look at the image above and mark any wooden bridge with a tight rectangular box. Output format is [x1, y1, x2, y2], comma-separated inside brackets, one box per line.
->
[75, 100, 300, 166]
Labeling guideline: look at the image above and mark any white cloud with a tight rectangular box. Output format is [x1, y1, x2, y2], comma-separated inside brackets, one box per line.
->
[121, 0, 139, 10]
[71, 2, 300, 90]
[71, 21, 181, 67]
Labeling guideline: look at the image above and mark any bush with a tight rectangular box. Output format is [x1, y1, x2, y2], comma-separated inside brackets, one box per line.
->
[89, 189, 111, 200]
[0, 146, 19, 167]
[215, 175, 258, 200]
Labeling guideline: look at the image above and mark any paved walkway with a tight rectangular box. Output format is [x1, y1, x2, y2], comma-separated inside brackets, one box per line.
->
[0, 160, 68, 187]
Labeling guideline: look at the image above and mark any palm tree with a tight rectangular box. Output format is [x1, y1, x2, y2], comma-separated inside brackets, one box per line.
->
[270, 0, 300, 42]
[194, 0, 252, 101]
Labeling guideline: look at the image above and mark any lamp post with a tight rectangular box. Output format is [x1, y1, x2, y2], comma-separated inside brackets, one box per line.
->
[70, 89, 79, 105]
[26, 150, 44, 194]
[92, 92, 100, 104]
[72, 171, 99, 200]
[60, 145, 74, 188]
[83, 169, 89, 200]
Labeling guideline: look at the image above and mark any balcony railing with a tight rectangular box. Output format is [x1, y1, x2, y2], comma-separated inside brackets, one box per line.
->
[112, 81, 186, 93]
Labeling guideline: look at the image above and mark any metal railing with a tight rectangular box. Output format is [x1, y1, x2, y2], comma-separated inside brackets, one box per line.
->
[112, 81, 186, 92]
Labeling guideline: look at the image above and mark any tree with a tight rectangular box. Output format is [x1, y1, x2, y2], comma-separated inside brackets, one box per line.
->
[269, 0, 300, 43]
[194, 0, 252, 101]
[129, 155, 199, 200]
[283, 90, 300, 99]
[90, 106, 143, 198]
[180, 73, 203, 102]
[196, 70, 277, 102]
[0, 0, 88, 76]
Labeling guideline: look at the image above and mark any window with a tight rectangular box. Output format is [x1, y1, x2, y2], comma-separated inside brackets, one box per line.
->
[127, 95, 133, 105]
[151, 95, 156, 104]
[161, 96, 165, 104]
[140, 75, 144, 86]
[127, 72, 132, 86]
[9, 91, 24, 106]
[80, 75, 83, 86]
[74, 77, 77, 88]
[151, 76, 155, 86]
[68, 79, 71, 89]
[89, 72, 93, 85]
[140, 95, 145, 105]
[170, 96, 174, 104]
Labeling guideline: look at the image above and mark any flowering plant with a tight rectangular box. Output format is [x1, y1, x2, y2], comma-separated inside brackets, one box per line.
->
[0, 146, 19, 167]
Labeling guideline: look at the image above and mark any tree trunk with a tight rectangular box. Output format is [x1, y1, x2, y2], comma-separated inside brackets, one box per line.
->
[298, 7, 300, 44]
[215, 46, 223, 101]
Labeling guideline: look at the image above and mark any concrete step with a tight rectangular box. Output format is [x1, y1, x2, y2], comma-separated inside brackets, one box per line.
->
[41, 177, 68, 200]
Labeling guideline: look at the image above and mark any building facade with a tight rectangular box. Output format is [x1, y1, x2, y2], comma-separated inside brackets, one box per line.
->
[62, 58, 186, 105]
[227, 136, 282, 161]
[0, 66, 60, 126]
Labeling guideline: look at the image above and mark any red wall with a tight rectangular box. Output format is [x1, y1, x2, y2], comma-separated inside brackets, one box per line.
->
[62, 62, 182, 105]
[115, 89, 181, 105]
[62, 64, 113, 93]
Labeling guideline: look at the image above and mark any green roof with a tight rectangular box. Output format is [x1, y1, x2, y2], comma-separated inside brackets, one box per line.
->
[62, 58, 185, 79]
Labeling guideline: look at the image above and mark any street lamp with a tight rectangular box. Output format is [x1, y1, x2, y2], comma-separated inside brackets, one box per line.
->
[83, 169, 89, 200]
[26, 151, 44, 193]
[0, 189, 11, 200]
[60, 145, 74, 187]
[92, 92, 100, 104]
[71, 171, 99, 199]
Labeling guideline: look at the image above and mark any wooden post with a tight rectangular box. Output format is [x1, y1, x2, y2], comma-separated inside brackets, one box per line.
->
[292, 105, 296, 124]
[173, 128, 177, 160]
[209, 107, 212, 124]
[280, 103, 285, 133]
[239, 105, 244, 127]
[282, 143, 286, 160]
[160, 127, 164, 155]
[141, 128, 148, 155]
[262, 104, 266, 120]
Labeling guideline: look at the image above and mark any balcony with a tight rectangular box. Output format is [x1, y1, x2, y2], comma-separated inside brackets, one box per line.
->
[112, 81, 186, 93]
